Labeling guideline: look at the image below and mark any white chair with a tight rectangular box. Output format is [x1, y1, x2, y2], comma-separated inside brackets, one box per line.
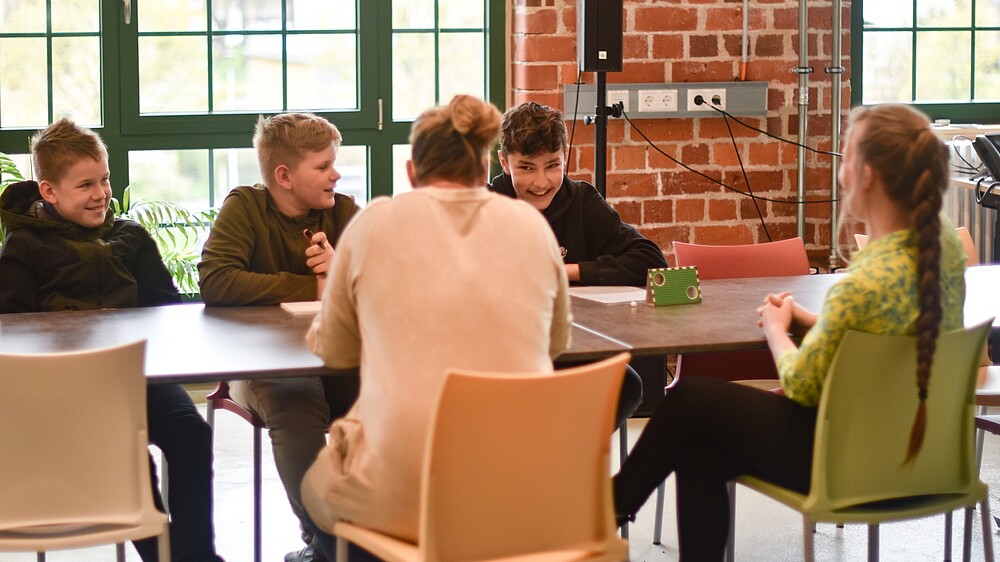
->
[0, 340, 170, 561]
[332, 352, 633, 562]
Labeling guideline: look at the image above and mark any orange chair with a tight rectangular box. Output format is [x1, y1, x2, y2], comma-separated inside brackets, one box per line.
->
[206, 382, 264, 562]
[651, 237, 811, 545]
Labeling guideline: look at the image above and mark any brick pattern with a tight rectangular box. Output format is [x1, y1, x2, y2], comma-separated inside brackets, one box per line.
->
[510, 0, 852, 270]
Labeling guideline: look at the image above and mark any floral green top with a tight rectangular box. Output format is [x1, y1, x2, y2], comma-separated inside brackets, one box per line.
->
[777, 225, 966, 406]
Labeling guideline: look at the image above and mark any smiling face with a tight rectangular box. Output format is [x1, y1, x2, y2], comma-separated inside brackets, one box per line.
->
[282, 145, 341, 215]
[39, 156, 112, 228]
[498, 149, 566, 212]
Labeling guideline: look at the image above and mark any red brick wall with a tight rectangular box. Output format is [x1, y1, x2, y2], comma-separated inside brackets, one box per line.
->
[509, 0, 852, 270]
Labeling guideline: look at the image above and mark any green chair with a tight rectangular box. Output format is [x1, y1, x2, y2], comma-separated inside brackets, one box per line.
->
[728, 321, 994, 562]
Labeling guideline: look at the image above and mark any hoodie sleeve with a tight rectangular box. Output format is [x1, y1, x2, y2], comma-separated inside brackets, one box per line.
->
[576, 185, 667, 286]
[0, 232, 39, 313]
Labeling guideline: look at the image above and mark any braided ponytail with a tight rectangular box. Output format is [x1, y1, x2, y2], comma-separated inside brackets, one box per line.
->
[848, 105, 949, 465]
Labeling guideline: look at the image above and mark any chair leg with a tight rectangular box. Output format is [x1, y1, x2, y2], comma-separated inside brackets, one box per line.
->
[867, 524, 879, 562]
[726, 482, 735, 562]
[976, 405, 987, 469]
[963, 506, 974, 562]
[618, 423, 629, 540]
[36, 553, 45, 562]
[981, 498, 995, 562]
[802, 515, 815, 562]
[652, 482, 665, 545]
[116, 543, 125, 562]
[945, 510, 953, 562]
[253, 424, 263, 562]
[336, 536, 349, 562]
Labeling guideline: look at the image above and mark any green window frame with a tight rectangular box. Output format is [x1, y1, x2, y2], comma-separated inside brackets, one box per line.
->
[851, 0, 1000, 123]
[0, 0, 506, 205]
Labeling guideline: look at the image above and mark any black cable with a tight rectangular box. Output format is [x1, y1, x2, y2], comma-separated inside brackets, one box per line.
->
[704, 104, 841, 157]
[622, 109, 839, 205]
[566, 69, 584, 173]
[723, 111, 771, 241]
[975, 177, 999, 205]
[949, 135, 983, 174]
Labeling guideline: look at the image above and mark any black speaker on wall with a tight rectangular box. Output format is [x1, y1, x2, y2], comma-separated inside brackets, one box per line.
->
[578, 0, 624, 72]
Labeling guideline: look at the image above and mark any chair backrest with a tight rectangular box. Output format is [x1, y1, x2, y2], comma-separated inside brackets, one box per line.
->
[672, 237, 810, 280]
[0, 340, 154, 530]
[807, 322, 992, 513]
[672, 237, 810, 380]
[418, 353, 631, 561]
[856, 227, 979, 266]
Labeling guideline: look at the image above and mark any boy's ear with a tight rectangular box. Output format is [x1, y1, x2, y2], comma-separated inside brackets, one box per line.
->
[497, 150, 511, 175]
[273, 164, 292, 191]
[38, 180, 58, 204]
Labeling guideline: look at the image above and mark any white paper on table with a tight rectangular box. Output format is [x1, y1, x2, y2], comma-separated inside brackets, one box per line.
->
[568, 286, 646, 304]
[280, 301, 322, 315]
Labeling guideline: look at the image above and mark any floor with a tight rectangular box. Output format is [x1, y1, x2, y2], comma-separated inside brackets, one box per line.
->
[5, 399, 1000, 562]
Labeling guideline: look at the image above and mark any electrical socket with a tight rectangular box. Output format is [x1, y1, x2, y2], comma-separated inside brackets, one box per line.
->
[687, 88, 726, 112]
[608, 90, 630, 112]
[637, 89, 678, 112]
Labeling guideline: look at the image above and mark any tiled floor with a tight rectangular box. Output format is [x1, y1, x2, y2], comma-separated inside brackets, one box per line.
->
[5, 401, 1000, 561]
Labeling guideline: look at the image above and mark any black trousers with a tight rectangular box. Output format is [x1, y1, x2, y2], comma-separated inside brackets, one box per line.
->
[613, 377, 817, 561]
[134, 383, 222, 562]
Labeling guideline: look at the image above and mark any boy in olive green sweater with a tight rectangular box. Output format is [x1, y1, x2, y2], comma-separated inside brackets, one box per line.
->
[199, 113, 359, 562]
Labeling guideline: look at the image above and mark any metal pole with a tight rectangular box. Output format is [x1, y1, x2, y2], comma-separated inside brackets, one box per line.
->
[595, 71, 608, 198]
[795, 0, 811, 238]
[828, 0, 844, 270]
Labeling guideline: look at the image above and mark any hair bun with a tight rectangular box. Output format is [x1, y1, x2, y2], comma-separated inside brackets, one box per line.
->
[449, 95, 501, 144]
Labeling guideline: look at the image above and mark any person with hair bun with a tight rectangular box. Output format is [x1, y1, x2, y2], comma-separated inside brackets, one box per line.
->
[612, 103, 967, 561]
[301, 95, 572, 555]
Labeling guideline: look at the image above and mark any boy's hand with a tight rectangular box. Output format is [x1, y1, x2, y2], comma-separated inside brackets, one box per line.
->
[304, 230, 334, 276]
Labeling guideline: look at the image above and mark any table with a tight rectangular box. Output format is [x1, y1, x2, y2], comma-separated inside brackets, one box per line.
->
[570, 264, 1000, 357]
[1, 266, 996, 383]
[0, 303, 627, 384]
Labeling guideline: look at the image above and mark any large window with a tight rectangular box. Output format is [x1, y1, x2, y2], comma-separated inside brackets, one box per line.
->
[0, 0, 505, 205]
[852, 0, 1000, 122]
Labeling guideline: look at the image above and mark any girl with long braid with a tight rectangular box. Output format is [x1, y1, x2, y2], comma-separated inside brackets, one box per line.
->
[612, 103, 967, 561]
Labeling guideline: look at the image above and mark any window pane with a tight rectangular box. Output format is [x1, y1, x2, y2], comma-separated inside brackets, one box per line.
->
[862, 31, 913, 103]
[0, 0, 45, 32]
[975, 31, 1000, 101]
[1, 154, 32, 181]
[289, 0, 356, 31]
[140, 36, 209, 113]
[393, 144, 412, 195]
[916, 31, 971, 101]
[213, 147, 259, 205]
[393, 33, 436, 120]
[439, 33, 484, 102]
[977, 0, 1000, 27]
[128, 149, 211, 210]
[212, 0, 281, 31]
[917, 0, 971, 28]
[335, 145, 369, 206]
[213, 34, 283, 111]
[0, 37, 47, 128]
[52, 37, 101, 126]
[287, 34, 358, 110]
[393, 0, 434, 29]
[439, 0, 483, 28]
[51, 0, 99, 33]
[138, 0, 207, 32]
[863, 0, 913, 28]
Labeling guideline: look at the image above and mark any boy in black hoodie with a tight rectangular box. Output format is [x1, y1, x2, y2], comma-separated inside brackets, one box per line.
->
[0, 118, 224, 562]
[489, 101, 669, 430]
[490, 101, 667, 286]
